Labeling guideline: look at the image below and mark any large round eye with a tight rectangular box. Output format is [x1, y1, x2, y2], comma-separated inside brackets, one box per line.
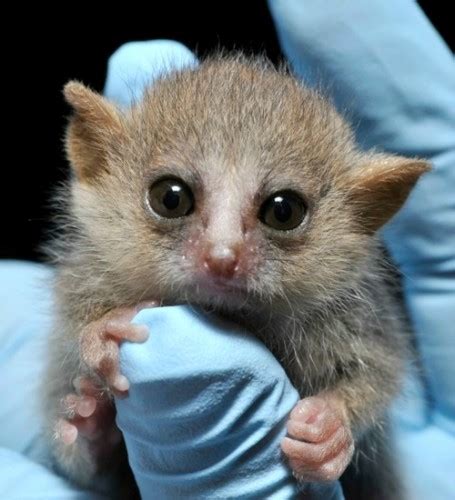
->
[259, 191, 307, 231]
[148, 178, 194, 218]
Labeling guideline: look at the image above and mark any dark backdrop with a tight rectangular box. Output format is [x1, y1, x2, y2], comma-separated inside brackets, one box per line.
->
[2, 2, 452, 261]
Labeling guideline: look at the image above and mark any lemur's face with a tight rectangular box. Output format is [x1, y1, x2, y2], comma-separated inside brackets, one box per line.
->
[65, 58, 429, 311]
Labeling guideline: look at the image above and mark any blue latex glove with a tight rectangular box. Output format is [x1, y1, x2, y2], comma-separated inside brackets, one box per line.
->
[0, 261, 103, 500]
[268, 1, 455, 498]
[103, 40, 197, 107]
[117, 306, 300, 499]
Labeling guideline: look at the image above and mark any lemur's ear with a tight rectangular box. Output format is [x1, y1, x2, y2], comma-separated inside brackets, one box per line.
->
[342, 154, 431, 233]
[64, 81, 125, 182]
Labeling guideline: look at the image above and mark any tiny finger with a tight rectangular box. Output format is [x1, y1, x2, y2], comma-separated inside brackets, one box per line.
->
[105, 321, 149, 343]
[111, 373, 130, 393]
[76, 395, 97, 418]
[55, 419, 78, 445]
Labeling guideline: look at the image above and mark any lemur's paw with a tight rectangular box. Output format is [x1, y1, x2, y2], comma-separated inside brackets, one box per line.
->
[54, 376, 120, 453]
[282, 394, 354, 482]
[79, 301, 157, 395]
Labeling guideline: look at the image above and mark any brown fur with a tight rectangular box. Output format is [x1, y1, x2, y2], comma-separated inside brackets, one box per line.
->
[43, 55, 430, 497]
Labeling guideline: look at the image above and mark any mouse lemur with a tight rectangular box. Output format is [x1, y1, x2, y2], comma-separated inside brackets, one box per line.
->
[43, 55, 429, 499]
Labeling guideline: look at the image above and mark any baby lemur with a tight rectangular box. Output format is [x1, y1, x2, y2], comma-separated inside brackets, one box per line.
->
[44, 56, 429, 499]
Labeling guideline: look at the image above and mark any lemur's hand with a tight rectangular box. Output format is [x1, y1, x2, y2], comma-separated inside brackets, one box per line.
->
[282, 394, 354, 482]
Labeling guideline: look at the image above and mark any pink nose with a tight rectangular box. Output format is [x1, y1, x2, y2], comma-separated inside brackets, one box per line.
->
[203, 245, 239, 280]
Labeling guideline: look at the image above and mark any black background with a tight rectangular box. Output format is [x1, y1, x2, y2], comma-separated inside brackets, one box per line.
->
[2, 2, 452, 261]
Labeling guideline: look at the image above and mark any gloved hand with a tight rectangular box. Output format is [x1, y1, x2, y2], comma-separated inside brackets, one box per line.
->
[268, 1, 455, 498]
[0, 261, 104, 499]
[117, 305, 300, 499]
